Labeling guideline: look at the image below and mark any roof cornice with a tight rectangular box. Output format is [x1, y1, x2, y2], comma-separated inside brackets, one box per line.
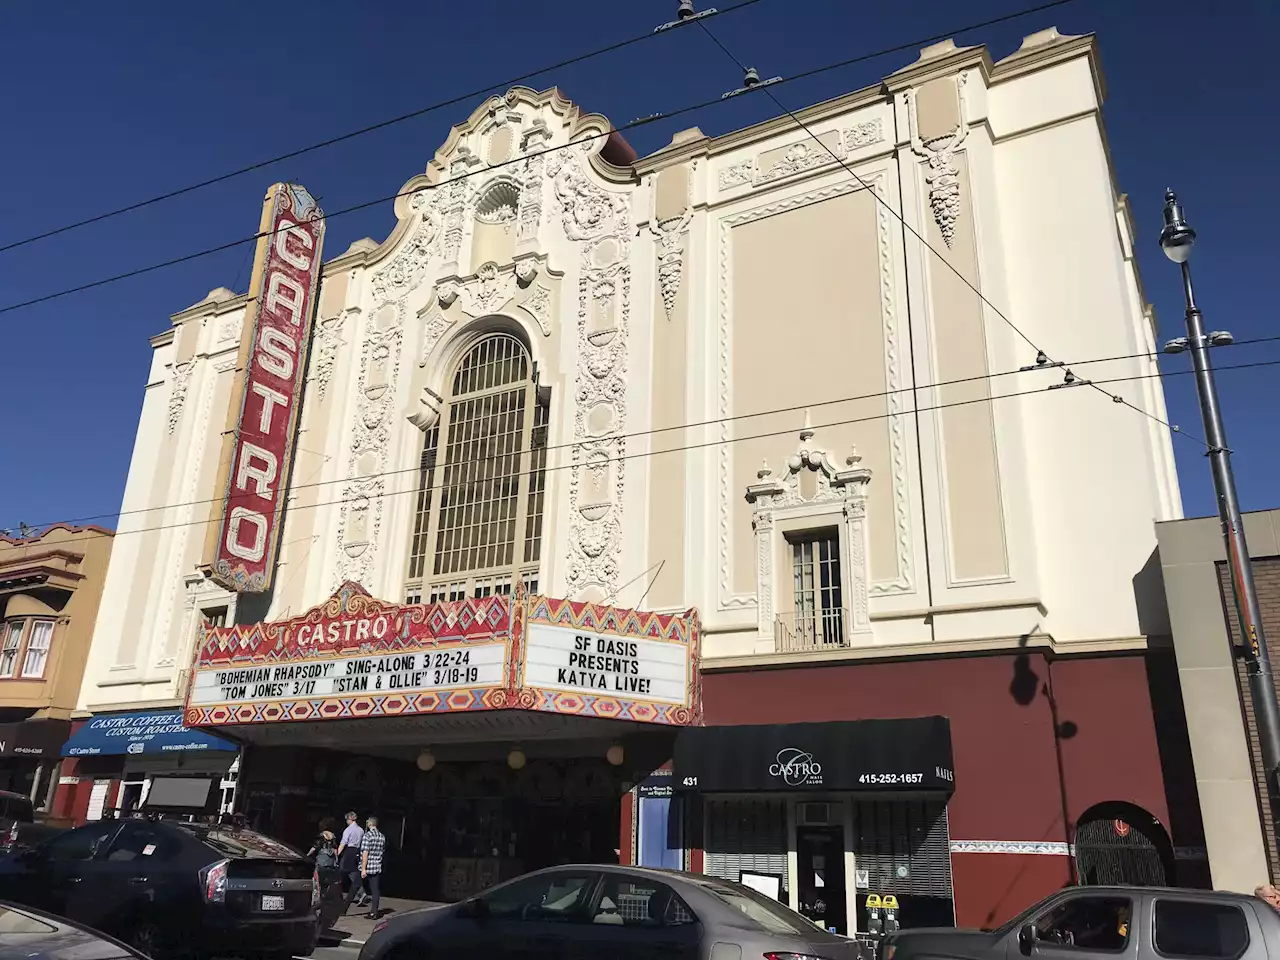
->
[991, 30, 1103, 102]
[883, 40, 993, 93]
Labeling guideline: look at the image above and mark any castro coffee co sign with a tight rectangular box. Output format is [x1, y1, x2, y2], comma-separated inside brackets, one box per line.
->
[204, 182, 325, 593]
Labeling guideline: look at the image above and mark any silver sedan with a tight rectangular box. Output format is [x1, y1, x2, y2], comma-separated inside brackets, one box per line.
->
[359, 864, 864, 960]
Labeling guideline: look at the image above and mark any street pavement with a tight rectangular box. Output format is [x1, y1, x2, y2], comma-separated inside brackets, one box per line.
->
[301, 896, 437, 960]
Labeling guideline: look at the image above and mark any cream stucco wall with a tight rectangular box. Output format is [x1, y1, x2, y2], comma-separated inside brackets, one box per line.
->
[79, 28, 1182, 716]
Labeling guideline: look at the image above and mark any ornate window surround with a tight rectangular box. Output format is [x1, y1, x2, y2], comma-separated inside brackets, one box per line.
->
[745, 423, 874, 650]
[402, 322, 549, 602]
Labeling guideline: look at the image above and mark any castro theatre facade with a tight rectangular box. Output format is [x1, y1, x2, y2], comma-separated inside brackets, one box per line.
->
[80, 28, 1207, 931]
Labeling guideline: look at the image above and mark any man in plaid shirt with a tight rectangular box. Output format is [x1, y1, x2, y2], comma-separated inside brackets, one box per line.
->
[357, 817, 386, 919]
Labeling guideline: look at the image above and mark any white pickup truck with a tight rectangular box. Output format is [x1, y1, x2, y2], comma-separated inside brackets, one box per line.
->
[882, 887, 1280, 960]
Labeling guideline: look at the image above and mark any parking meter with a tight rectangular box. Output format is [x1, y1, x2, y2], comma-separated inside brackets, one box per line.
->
[866, 894, 883, 939]
[883, 895, 900, 935]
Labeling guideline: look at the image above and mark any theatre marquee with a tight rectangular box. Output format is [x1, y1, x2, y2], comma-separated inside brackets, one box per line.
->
[184, 582, 701, 728]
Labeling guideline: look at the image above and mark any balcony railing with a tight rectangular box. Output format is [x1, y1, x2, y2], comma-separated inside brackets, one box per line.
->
[774, 608, 849, 653]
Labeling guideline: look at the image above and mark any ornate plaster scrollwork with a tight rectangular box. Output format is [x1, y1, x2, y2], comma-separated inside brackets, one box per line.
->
[217, 316, 240, 343]
[549, 152, 632, 598]
[409, 311, 454, 430]
[521, 283, 552, 337]
[844, 119, 885, 151]
[746, 421, 874, 643]
[436, 282, 459, 308]
[213, 358, 237, 374]
[310, 310, 351, 401]
[909, 74, 969, 248]
[167, 362, 194, 435]
[467, 262, 509, 314]
[518, 152, 546, 243]
[371, 193, 440, 301]
[514, 259, 538, 287]
[755, 140, 835, 185]
[334, 253, 435, 587]
[647, 162, 694, 321]
[718, 120, 882, 195]
[718, 160, 753, 191]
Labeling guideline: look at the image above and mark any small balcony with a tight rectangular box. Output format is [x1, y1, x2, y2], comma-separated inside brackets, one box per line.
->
[774, 608, 849, 653]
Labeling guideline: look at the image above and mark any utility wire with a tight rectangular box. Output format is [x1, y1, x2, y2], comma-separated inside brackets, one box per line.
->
[691, 15, 1195, 445]
[0, 0, 769, 255]
[7, 358, 1277, 551]
[10, 334, 1279, 535]
[0, 0, 1082, 316]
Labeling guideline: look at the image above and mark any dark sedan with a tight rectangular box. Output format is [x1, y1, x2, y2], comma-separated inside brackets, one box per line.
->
[361, 863, 862, 960]
[0, 899, 148, 960]
[0, 817, 320, 960]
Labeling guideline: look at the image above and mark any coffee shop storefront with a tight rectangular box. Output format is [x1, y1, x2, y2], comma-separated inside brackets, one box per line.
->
[185, 581, 701, 901]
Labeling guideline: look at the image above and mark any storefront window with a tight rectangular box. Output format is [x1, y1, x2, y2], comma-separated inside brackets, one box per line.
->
[704, 798, 789, 902]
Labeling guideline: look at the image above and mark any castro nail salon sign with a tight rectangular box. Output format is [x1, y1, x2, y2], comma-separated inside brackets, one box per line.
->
[185, 582, 701, 728]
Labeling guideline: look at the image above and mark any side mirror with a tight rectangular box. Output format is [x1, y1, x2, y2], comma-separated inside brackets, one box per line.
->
[458, 898, 489, 920]
[1019, 924, 1038, 956]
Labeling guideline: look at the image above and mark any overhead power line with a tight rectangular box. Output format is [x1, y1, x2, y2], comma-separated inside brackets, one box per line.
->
[0, 0, 770, 255]
[14, 331, 1278, 535]
[0, 0, 1081, 316]
[7, 358, 1277, 551]
[690, 13, 1189, 445]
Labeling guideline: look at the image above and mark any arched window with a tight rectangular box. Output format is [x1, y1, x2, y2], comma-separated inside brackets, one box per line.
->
[405, 332, 549, 603]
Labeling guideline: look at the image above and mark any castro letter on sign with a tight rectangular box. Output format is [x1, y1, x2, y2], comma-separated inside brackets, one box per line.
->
[211, 183, 325, 592]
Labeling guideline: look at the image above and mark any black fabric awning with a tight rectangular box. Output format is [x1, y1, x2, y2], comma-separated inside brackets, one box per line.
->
[672, 716, 955, 793]
[0, 719, 70, 759]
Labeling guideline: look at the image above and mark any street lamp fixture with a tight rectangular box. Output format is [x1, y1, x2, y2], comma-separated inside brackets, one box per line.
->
[1159, 188, 1196, 264]
[1160, 189, 1280, 807]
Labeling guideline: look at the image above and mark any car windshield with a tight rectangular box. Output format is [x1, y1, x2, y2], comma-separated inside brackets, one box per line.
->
[0, 904, 56, 935]
[993, 897, 1049, 936]
[696, 879, 816, 936]
[176, 824, 302, 860]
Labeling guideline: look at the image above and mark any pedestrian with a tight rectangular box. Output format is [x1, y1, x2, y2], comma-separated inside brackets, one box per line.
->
[358, 816, 386, 920]
[308, 818, 342, 928]
[338, 811, 368, 911]
[1256, 885, 1280, 911]
[308, 818, 340, 884]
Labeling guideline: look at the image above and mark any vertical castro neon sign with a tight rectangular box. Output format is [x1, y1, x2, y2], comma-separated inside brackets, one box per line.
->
[207, 183, 325, 593]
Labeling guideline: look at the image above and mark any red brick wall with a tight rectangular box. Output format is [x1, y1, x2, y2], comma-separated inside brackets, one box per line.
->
[1218, 556, 1280, 881]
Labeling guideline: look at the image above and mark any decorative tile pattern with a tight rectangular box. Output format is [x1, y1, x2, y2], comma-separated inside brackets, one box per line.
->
[949, 840, 1072, 856]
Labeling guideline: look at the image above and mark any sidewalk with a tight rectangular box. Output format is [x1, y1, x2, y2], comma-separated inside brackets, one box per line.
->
[321, 897, 442, 947]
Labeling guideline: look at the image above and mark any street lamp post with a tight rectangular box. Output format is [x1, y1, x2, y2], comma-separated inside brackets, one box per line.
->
[1160, 189, 1280, 801]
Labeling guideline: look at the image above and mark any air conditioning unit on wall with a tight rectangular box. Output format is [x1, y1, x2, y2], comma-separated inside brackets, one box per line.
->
[798, 802, 832, 826]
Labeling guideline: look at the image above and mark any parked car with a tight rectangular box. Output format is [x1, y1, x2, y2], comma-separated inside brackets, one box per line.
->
[0, 790, 65, 854]
[881, 885, 1280, 960]
[361, 863, 861, 960]
[0, 898, 148, 960]
[0, 817, 321, 960]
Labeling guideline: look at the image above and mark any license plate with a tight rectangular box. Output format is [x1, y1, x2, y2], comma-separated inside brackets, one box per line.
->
[261, 895, 286, 912]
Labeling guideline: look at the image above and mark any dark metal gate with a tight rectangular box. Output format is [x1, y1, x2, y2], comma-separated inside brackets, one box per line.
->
[1074, 807, 1172, 887]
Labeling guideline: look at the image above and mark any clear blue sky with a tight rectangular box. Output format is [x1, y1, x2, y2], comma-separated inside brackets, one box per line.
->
[1, 0, 1275, 533]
